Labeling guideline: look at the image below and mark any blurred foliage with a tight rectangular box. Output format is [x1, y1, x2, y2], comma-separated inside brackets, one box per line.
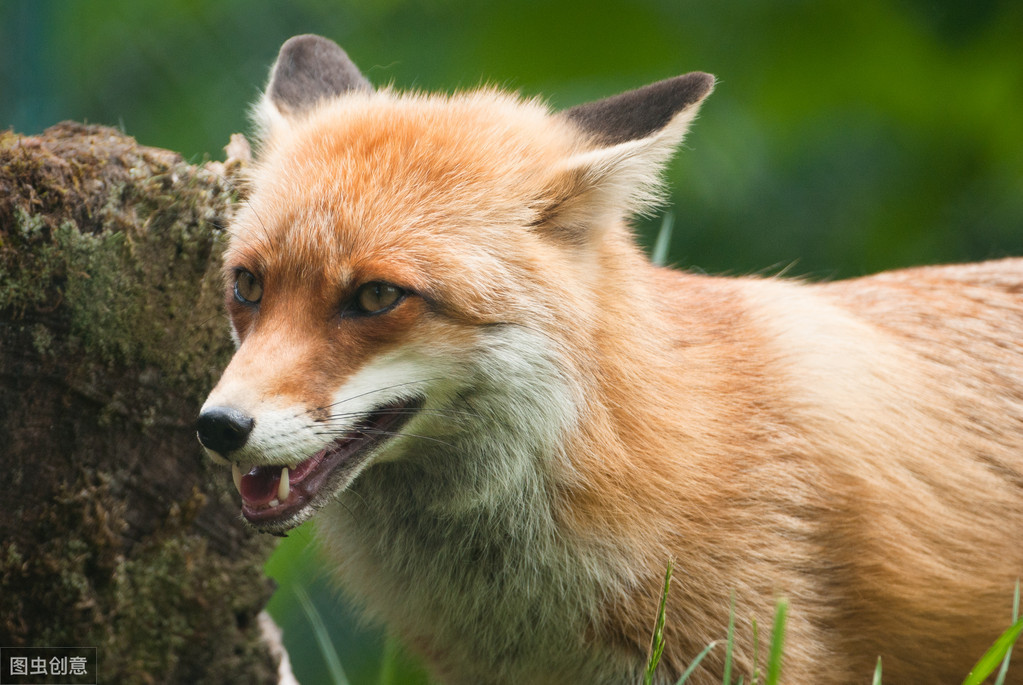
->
[3, 1, 1021, 683]
[3, 0, 1021, 279]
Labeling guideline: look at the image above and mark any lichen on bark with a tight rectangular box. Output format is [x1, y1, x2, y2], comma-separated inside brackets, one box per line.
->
[0, 123, 282, 684]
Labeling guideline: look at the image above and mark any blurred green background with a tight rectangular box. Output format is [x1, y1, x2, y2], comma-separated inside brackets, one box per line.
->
[3, 1, 1021, 683]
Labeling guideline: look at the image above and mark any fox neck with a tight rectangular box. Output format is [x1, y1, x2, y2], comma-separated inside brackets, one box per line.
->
[315, 245, 673, 679]
[315, 336, 613, 681]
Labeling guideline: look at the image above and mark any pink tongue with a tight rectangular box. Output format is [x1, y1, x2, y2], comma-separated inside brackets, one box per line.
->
[290, 454, 320, 482]
[240, 466, 281, 507]
[239, 455, 321, 507]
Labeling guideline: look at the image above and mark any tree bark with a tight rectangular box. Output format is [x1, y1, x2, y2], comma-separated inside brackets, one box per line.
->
[0, 122, 285, 684]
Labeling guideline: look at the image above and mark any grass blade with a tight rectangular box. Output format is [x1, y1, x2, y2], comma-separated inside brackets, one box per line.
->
[993, 579, 1021, 685]
[872, 657, 882, 685]
[377, 635, 401, 685]
[651, 212, 675, 267]
[723, 592, 735, 685]
[644, 559, 675, 685]
[963, 617, 1023, 685]
[765, 599, 788, 685]
[675, 641, 720, 685]
[750, 617, 761, 685]
[294, 583, 351, 685]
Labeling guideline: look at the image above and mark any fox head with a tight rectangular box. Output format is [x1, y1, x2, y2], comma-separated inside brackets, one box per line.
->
[197, 35, 713, 534]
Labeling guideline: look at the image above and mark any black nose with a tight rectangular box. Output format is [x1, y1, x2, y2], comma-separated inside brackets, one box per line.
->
[196, 406, 255, 455]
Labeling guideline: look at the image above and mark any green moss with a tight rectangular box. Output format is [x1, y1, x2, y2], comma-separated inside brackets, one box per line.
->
[0, 209, 64, 313]
[1, 125, 275, 683]
[1, 125, 235, 400]
[52, 167, 233, 378]
[108, 534, 274, 683]
[0, 473, 276, 684]
[30, 322, 55, 357]
[57, 221, 140, 363]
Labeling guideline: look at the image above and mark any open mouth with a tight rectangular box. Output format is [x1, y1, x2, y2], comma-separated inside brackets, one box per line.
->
[231, 398, 422, 532]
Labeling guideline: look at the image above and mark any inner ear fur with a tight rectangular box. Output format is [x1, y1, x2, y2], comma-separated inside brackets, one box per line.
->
[533, 72, 715, 242]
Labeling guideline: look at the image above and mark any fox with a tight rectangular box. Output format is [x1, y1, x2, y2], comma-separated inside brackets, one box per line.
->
[196, 34, 1023, 685]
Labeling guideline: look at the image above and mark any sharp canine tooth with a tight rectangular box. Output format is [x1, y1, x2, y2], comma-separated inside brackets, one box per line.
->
[278, 467, 290, 502]
[232, 463, 243, 494]
[207, 449, 230, 466]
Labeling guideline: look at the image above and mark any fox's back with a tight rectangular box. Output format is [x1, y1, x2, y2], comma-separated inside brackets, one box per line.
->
[759, 259, 1023, 681]
[820, 260, 1023, 681]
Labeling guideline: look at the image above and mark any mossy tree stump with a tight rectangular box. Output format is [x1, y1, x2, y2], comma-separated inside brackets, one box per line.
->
[0, 123, 286, 684]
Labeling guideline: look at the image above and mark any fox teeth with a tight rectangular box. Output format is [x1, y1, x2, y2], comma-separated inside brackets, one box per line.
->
[232, 463, 243, 494]
[278, 467, 290, 502]
[206, 449, 230, 466]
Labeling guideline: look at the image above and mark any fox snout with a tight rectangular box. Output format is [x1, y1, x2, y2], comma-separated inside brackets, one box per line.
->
[195, 406, 255, 461]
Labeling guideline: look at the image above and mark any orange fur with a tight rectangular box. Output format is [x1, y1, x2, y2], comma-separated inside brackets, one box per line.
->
[200, 37, 1023, 684]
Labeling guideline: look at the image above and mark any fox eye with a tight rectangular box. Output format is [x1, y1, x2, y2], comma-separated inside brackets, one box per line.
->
[354, 282, 404, 314]
[234, 270, 263, 305]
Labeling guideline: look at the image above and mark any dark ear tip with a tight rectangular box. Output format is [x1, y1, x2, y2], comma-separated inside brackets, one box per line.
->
[683, 72, 717, 98]
[564, 70, 717, 146]
[278, 34, 342, 58]
[266, 33, 371, 117]
[662, 72, 716, 105]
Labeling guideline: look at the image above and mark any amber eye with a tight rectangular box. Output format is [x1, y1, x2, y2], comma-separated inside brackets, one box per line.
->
[233, 270, 263, 305]
[354, 282, 405, 314]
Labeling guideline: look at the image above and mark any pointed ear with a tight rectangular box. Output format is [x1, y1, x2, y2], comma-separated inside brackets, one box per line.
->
[564, 72, 715, 146]
[254, 34, 372, 136]
[536, 73, 714, 241]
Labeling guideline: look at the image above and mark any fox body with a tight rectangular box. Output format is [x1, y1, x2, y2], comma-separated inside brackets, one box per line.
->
[198, 35, 1023, 684]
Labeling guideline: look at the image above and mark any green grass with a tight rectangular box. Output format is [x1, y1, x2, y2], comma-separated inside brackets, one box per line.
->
[644, 560, 675, 685]
[271, 528, 1020, 685]
[643, 563, 1020, 685]
[763, 599, 787, 685]
[642, 563, 788, 685]
[650, 212, 675, 267]
[294, 583, 351, 685]
[963, 580, 1021, 685]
